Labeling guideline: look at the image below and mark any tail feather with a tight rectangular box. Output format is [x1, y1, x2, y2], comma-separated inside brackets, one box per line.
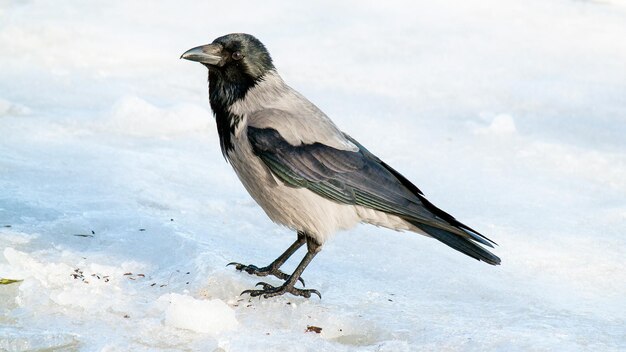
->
[377, 160, 499, 248]
[340, 134, 501, 264]
[412, 222, 501, 265]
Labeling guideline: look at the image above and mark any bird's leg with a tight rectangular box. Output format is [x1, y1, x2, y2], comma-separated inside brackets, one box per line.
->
[228, 231, 306, 285]
[241, 234, 322, 299]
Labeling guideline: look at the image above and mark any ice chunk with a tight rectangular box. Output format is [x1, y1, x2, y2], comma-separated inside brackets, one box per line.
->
[159, 293, 238, 335]
[0, 327, 78, 352]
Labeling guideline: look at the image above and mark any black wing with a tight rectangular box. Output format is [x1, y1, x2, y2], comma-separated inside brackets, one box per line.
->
[248, 127, 500, 265]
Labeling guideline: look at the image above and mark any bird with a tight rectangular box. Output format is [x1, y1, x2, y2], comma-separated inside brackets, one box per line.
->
[181, 33, 500, 299]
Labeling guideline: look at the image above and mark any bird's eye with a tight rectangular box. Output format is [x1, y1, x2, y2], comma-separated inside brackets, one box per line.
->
[232, 51, 243, 60]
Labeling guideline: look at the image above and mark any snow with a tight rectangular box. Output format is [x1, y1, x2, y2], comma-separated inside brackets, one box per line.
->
[474, 114, 517, 135]
[0, 0, 625, 351]
[161, 293, 238, 334]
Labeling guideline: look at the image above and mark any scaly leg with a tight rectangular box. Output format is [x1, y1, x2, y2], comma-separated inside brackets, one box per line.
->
[228, 231, 306, 285]
[241, 234, 322, 299]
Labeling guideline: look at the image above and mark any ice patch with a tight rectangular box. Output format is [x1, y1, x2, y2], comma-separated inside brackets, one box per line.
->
[475, 113, 517, 135]
[2, 248, 148, 314]
[0, 229, 38, 246]
[0, 327, 79, 352]
[159, 293, 238, 335]
[2, 248, 74, 286]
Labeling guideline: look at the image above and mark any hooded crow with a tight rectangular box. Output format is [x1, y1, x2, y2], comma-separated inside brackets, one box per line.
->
[181, 33, 500, 299]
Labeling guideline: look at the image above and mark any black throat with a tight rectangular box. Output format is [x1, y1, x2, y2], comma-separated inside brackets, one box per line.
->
[208, 68, 257, 159]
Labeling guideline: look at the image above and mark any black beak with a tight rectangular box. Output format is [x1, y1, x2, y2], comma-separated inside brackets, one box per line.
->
[180, 44, 223, 66]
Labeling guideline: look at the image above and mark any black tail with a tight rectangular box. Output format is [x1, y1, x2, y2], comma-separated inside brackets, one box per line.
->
[340, 135, 501, 265]
[412, 222, 501, 265]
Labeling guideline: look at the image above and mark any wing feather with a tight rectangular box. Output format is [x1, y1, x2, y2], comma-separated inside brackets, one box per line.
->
[247, 125, 500, 264]
[250, 127, 451, 231]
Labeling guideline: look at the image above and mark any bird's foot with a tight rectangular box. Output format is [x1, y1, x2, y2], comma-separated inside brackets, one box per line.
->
[241, 282, 321, 299]
[227, 262, 305, 286]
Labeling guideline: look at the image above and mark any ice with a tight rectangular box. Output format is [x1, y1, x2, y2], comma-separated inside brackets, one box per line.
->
[0, 327, 79, 352]
[160, 293, 238, 334]
[1, 0, 625, 351]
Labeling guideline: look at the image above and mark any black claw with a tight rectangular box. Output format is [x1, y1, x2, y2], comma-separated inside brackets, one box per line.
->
[310, 289, 322, 299]
[226, 262, 245, 271]
[241, 289, 257, 297]
[255, 281, 273, 290]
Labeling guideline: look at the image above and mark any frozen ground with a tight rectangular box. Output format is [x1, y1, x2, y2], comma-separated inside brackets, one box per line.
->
[1, 0, 625, 351]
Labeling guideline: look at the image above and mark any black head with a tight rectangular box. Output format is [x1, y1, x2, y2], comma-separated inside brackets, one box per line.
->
[181, 33, 274, 82]
[181, 33, 275, 158]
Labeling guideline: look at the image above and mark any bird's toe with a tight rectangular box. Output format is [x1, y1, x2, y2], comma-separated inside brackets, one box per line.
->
[239, 283, 321, 299]
[227, 261, 305, 286]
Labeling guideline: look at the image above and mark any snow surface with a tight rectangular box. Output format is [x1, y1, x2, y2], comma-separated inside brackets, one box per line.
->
[160, 293, 238, 335]
[1, 0, 625, 351]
